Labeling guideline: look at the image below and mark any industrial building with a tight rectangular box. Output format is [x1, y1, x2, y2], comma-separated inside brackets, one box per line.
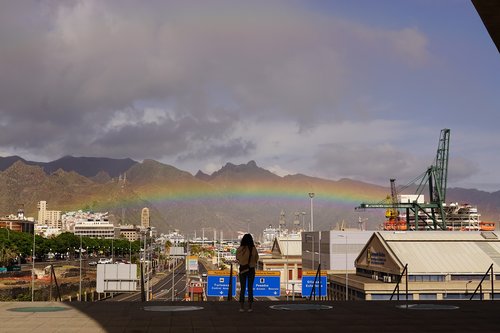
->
[302, 230, 374, 272]
[328, 231, 500, 301]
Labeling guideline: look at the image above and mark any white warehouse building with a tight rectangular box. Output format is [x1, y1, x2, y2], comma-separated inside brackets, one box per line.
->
[329, 231, 500, 301]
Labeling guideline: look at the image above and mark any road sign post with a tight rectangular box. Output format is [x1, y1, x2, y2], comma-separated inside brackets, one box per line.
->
[245, 271, 281, 297]
[206, 270, 237, 297]
[301, 270, 327, 299]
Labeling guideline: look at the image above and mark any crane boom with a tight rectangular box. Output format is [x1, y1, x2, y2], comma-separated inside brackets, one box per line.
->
[433, 128, 450, 204]
[356, 129, 451, 231]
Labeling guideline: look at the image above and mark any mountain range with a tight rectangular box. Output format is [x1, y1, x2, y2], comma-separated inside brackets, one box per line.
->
[0, 156, 499, 237]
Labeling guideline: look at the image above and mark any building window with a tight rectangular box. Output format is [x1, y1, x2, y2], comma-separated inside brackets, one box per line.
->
[370, 294, 392, 300]
[419, 293, 437, 300]
[450, 275, 484, 281]
[443, 293, 468, 300]
[408, 275, 445, 282]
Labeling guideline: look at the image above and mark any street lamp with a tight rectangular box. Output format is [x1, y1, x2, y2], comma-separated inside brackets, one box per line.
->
[285, 234, 289, 300]
[31, 229, 36, 302]
[79, 234, 82, 301]
[338, 234, 348, 301]
[308, 193, 315, 231]
[465, 280, 473, 296]
[305, 234, 315, 270]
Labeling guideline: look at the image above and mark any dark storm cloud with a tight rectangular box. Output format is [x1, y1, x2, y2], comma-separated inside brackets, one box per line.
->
[0, 0, 432, 165]
[177, 138, 256, 162]
[312, 142, 479, 186]
[312, 143, 427, 185]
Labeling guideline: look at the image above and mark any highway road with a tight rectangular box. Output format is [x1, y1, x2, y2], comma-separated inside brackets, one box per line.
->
[105, 260, 187, 302]
[102, 258, 282, 302]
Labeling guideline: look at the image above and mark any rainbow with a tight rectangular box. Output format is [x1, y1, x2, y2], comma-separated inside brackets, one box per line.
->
[107, 179, 387, 209]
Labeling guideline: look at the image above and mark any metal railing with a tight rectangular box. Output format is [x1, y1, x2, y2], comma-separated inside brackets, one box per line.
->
[228, 263, 233, 301]
[390, 264, 408, 301]
[309, 263, 321, 301]
[469, 263, 494, 301]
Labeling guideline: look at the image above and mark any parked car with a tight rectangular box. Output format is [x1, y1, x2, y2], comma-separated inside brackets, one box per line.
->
[98, 258, 113, 264]
[88, 261, 97, 266]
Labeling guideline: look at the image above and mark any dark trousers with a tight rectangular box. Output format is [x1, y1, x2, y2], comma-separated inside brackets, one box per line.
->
[239, 268, 255, 303]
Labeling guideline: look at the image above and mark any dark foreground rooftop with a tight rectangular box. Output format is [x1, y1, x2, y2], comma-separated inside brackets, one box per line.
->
[1, 300, 500, 333]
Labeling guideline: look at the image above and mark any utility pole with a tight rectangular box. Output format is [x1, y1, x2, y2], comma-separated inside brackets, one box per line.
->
[144, 231, 149, 301]
[31, 229, 35, 302]
[309, 193, 315, 231]
[79, 234, 82, 301]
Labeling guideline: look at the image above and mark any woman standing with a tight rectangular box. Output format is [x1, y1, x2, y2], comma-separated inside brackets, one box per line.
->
[236, 233, 259, 312]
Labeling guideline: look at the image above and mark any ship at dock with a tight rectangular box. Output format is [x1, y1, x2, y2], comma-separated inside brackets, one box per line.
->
[383, 196, 496, 232]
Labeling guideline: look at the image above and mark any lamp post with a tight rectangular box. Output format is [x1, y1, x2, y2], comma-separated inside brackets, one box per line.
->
[144, 230, 149, 301]
[308, 193, 315, 231]
[466, 280, 473, 296]
[305, 234, 314, 270]
[338, 234, 348, 301]
[172, 260, 176, 301]
[31, 229, 36, 302]
[286, 234, 289, 300]
[79, 234, 82, 301]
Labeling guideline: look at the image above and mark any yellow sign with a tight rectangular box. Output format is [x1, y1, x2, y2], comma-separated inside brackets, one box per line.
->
[302, 270, 328, 276]
[255, 271, 280, 276]
[208, 270, 232, 276]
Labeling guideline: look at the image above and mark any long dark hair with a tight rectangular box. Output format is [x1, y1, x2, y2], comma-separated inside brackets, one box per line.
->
[240, 233, 254, 247]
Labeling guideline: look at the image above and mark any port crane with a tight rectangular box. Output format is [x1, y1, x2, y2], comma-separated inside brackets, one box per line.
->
[356, 129, 450, 230]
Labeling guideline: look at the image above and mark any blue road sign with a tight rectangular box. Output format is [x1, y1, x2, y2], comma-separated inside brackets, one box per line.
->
[301, 275, 327, 297]
[244, 272, 281, 297]
[207, 274, 237, 297]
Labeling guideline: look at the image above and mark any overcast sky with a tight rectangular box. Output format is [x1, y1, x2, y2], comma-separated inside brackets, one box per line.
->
[0, 1, 499, 191]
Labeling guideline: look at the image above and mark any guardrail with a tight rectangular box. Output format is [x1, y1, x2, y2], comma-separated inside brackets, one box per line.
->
[308, 263, 321, 301]
[390, 263, 408, 301]
[469, 263, 494, 301]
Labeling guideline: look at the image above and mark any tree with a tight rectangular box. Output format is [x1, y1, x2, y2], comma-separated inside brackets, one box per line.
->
[0, 244, 17, 267]
[164, 240, 172, 255]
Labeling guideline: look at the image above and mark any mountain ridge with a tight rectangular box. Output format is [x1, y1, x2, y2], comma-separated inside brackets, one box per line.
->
[0, 155, 137, 178]
[0, 156, 498, 234]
